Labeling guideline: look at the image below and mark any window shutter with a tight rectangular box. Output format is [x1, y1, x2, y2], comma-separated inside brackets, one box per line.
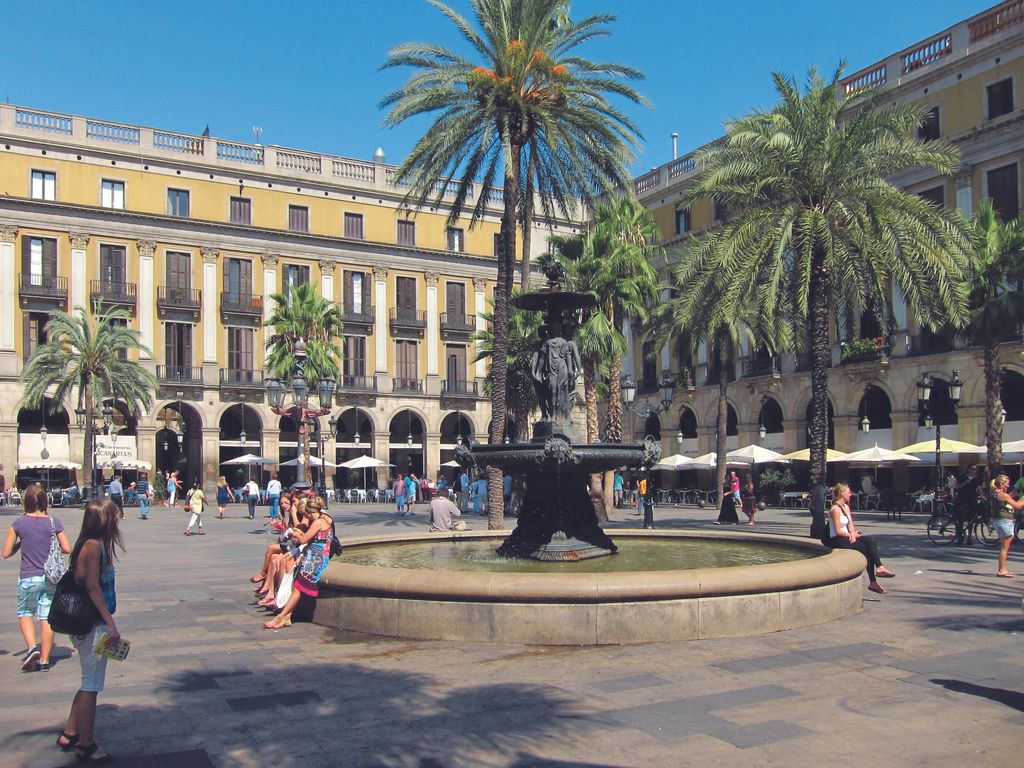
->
[43, 238, 57, 279]
[21, 236, 31, 277]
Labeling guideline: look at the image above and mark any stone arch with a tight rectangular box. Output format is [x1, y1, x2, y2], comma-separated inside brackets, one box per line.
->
[677, 406, 698, 439]
[858, 384, 893, 430]
[389, 408, 428, 477]
[1001, 367, 1024, 422]
[154, 401, 204, 486]
[439, 412, 474, 445]
[758, 397, 784, 434]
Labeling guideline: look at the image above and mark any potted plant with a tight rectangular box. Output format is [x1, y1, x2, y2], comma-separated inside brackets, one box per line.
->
[152, 471, 167, 504]
[758, 468, 796, 506]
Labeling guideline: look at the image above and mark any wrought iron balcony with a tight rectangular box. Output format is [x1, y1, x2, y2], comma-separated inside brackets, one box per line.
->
[219, 368, 264, 387]
[741, 356, 780, 379]
[339, 374, 378, 393]
[389, 307, 427, 334]
[393, 377, 424, 394]
[907, 332, 954, 357]
[18, 274, 68, 306]
[338, 303, 375, 333]
[440, 312, 476, 338]
[220, 291, 263, 318]
[157, 365, 203, 383]
[441, 379, 478, 398]
[89, 280, 137, 311]
[157, 286, 202, 317]
[704, 363, 736, 385]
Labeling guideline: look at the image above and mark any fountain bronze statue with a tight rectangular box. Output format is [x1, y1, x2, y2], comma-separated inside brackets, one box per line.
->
[458, 277, 660, 561]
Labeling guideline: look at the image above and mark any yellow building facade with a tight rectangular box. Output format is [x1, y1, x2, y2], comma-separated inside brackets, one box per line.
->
[0, 106, 582, 490]
[628, 1, 1024, 484]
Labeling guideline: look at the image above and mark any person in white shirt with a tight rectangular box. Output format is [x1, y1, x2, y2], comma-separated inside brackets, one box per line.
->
[266, 474, 283, 520]
[244, 479, 260, 520]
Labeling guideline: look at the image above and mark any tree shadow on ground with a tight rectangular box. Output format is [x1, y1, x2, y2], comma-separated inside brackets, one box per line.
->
[7, 660, 614, 768]
[930, 678, 1024, 712]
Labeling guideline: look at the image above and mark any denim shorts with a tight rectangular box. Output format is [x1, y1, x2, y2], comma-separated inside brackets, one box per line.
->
[994, 517, 1015, 539]
[16, 576, 53, 619]
[72, 624, 109, 693]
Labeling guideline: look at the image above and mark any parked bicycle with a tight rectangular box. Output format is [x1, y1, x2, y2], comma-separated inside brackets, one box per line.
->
[927, 496, 1000, 547]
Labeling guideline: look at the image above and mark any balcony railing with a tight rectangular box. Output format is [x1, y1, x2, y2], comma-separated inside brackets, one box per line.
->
[795, 353, 813, 373]
[89, 280, 136, 308]
[157, 365, 203, 383]
[907, 333, 954, 357]
[440, 312, 476, 335]
[157, 286, 202, 312]
[741, 356, 780, 379]
[704, 364, 736, 385]
[19, 274, 68, 302]
[339, 374, 378, 393]
[219, 368, 264, 387]
[389, 307, 427, 330]
[220, 291, 263, 316]
[442, 379, 478, 397]
[393, 377, 424, 394]
[339, 304, 375, 327]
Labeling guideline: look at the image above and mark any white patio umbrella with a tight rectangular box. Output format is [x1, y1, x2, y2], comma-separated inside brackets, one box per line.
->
[339, 454, 394, 488]
[831, 444, 921, 464]
[279, 456, 339, 468]
[688, 452, 718, 468]
[17, 460, 82, 470]
[1001, 439, 1024, 454]
[895, 438, 984, 455]
[726, 445, 790, 464]
[655, 453, 694, 470]
[781, 448, 850, 462]
[222, 453, 278, 481]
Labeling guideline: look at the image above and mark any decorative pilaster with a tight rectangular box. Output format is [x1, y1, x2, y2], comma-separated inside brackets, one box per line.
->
[201, 249, 219, 364]
[474, 277, 487, 379]
[0, 225, 17, 353]
[426, 272, 440, 377]
[319, 260, 335, 303]
[955, 163, 974, 217]
[69, 232, 90, 315]
[261, 253, 279, 324]
[136, 240, 157, 357]
[622, 317, 636, 379]
[373, 265, 388, 373]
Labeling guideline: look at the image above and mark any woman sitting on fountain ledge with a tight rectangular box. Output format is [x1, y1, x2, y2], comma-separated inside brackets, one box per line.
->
[828, 482, 895, 594]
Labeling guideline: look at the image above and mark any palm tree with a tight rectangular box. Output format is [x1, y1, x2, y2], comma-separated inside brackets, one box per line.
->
[21, 304, 156, 492]
[963, 201, 1024, 476]
[381, 0, 646, 524]
[264, 283, 344, 382]
[676, 66, 972, 537]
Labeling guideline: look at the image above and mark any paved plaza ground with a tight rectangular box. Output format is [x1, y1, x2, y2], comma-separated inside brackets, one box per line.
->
[0, 498, 1021, 767]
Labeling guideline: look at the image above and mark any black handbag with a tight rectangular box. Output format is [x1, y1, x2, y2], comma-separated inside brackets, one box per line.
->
[48, 567, 100, 636]
[330, 521, 343, 559]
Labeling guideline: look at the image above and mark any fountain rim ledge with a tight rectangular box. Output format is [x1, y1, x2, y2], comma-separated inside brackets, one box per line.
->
[321, 529, 866, 605]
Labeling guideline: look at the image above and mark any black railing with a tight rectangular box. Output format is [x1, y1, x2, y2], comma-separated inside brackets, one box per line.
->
[907, 333, 954, 357]
[339, 304, 375, 326]
[440, 313, 476, 333]
[157, 365, 203, 383]
[157, 286, 202, 310]
[220, 292, 263, 315]
[19, 273, 68, 300]
[89, 280, 136, 306]
[704, 364, 736, 385]
[340, 374, 378, 392]
[389, 307, 427, 327]
[442, 379, 478, 396]
[741, 356, 780, 378]
[219, 368, 264, 387]
[393, 377, 423, 393]
[795, 353, 813, 372]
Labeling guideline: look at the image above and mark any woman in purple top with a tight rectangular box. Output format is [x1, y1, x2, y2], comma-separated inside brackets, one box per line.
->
[1, 484, 71, 672]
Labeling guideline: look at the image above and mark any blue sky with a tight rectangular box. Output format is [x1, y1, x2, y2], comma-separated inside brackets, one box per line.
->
[1, 0, 994, 176]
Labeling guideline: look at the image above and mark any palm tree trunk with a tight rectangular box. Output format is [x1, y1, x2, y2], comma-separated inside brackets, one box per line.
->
[582, 358, 608, 522]
[83, 383, 95, 496]
[518, 151, 536, 293]
[984, 339, 1003, 476]
[605, 352, 623, 443]
[487, 143, 522, 530]
[714, 328, 729, 511]
[807, 248, 832, 539]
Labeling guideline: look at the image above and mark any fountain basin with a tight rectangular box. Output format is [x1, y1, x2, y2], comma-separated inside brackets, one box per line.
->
[315, 530, 865, 645]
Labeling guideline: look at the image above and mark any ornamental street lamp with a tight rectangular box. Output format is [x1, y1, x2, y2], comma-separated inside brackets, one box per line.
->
[620, 373, 676, 529]
[75, 404, 112, 498]
[917, 370, 963, 508]
[265, 338, 335, 492]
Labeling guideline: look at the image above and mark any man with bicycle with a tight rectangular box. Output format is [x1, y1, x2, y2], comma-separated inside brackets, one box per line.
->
[952, 465, 982, 545]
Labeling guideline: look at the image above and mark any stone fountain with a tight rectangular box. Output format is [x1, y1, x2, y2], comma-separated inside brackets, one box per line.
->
[458, 277, 660, 561]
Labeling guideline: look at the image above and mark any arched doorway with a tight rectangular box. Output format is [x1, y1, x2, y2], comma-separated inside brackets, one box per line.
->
[1001, 369, 1024, 440]
[758, 397, 784, 452]
[389, 410, 425, 478]
[485, 417, 518, 444]
[219, 404, 264, 487]
[16, 399, 72, 490]
[439, 412, 474, 481]
[155, 402, 203, 488]
[277, 415, 299, 487]
[643, 414, 662, 441]
[94, 398, 143, 486]
[676, 406, 699, 456]
[333, 408, 375, 489]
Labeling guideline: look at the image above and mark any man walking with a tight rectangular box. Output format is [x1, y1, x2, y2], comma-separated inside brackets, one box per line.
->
[137, 474, 152, 520]
[109, 474, 124, 519]
[267, 473, 282, 519]
[244, 477, 260, 520]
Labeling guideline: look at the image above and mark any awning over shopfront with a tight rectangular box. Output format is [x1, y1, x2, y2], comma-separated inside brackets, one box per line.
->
[18, 433, 70, 465]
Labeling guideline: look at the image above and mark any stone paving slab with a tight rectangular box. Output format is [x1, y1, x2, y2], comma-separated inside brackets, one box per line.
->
[0, 501, 1022, 767]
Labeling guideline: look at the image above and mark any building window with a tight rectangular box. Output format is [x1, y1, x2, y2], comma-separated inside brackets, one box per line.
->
[445, 281, 466, 321]
[714, 198, 729, 223]
[30, 170, 56, 201]
[101, 180, 125, 209]
[283, 263, 310, 290]
[987, 78, 1014, 120]
[230, 196, 251, 225]
[343, 335, 366, 378]
[99, 244, 127, 287]
[918, 185, 945, 208]
[494, 232, 503, 258]
[675, 208, 691, 235]
[445, 344, 467, 385]
[344, 212, 364, 239]
[224, 257, 253, 300]
[395, 340, 418, 383]
[25, 312, 49, 360]
[987, 163, 1020, 221]
[918, 106, 940, 141]
[164, 322, 193, 371]
[395, 276, 417, 321]
[167, 188, 190, 217]
[21, 236, 57, 286]
[397, 219, 416, 246]
[288, 205, 309, 233]
[447, 227, 464, 253]
[165, 251, 191, 293]
[227, 327, 254, 371]
[343, 270, 370, 315]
